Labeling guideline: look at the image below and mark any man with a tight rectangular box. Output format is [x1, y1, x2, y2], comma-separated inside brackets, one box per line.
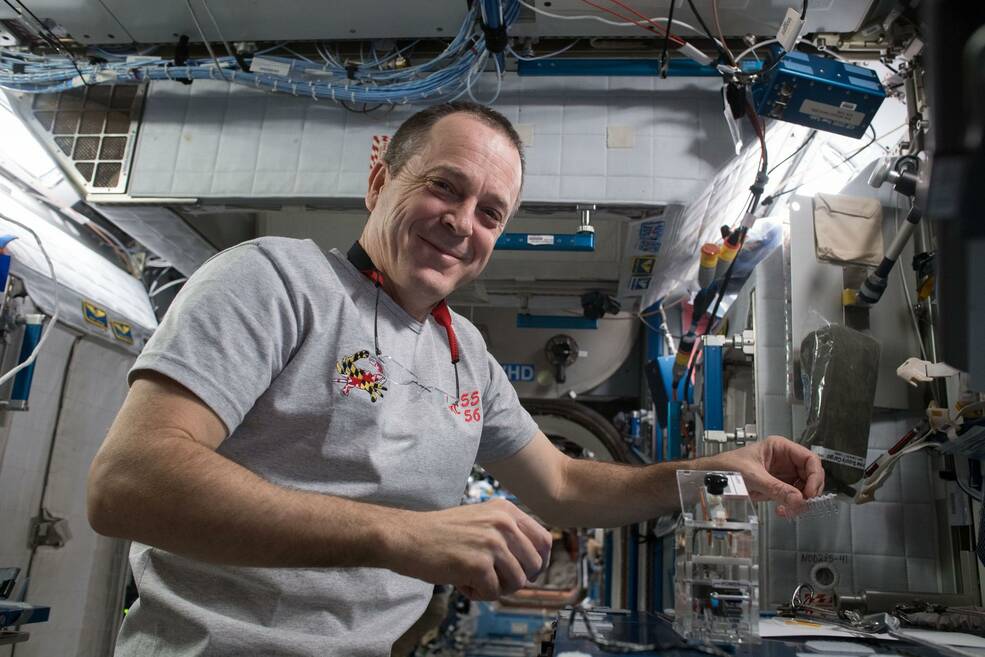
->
[87, 101, 823, 656]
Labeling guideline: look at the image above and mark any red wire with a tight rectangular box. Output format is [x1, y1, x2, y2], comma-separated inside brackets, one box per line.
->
[578, 0, 664, 37]
[579, 0, 687, 46]
[604, 0, 688, 46]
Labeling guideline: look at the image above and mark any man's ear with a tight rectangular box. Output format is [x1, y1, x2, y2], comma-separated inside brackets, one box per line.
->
[365, 160, 389, 212]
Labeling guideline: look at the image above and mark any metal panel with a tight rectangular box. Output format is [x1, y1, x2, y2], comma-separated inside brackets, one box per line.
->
[12, 337, 133, 657]
[110, 0, 467, 42]
[93, 204, 217, 276]
[1, 0, 874, 44]
[475, 306, 637, 398]
[127, 76, 733, 205]
[509, 0, 877, 39]
[706, 242, 951, 610]
[0, 0, 467, 44]
[0, 0, 133, 44]
[787, 183, 923, 410]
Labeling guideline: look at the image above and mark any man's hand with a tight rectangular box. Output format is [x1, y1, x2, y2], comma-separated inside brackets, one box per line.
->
[385, 499, 552, 601]
[710, 436, 825, 517]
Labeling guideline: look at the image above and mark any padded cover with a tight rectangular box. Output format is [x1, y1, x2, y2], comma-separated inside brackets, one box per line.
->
[799, 324, 881, 495]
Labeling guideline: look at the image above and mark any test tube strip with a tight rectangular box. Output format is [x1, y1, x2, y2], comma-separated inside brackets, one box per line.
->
[793, 493, 839, 521]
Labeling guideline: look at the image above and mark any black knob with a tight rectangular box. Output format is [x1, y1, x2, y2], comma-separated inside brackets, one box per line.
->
[704, 473, 728, 496]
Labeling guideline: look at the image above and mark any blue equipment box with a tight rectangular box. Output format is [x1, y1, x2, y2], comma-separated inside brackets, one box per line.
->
[752, 50, 886, 139]
[0, 602, 50, 628]
[495, 232, 595, 252]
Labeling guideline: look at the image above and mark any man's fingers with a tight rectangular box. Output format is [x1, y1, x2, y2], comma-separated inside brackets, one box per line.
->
[769, 478, 809, 515]
[493, 554, 528, 595]
[514, 515, 552, 574]
[790, 443, 825, 499]
[472, 569, 501, 600]
[496, 501, 552, 578]
[803, 464, 825, 499]
[768, 436, 826, 499]
[501, 523, 545, 582]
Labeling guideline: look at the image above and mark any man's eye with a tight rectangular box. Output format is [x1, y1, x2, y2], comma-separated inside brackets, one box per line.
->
[429, 178, 453, 193]
[482, 209, 503, 224]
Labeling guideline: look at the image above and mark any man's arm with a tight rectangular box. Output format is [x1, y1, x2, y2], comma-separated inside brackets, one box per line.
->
[87, 372, 551, 600]
[485, 431, 825, 528]
[87, 371, 397, 567]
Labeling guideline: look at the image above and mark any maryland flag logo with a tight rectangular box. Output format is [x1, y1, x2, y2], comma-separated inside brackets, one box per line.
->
[333, 350, 388, 403]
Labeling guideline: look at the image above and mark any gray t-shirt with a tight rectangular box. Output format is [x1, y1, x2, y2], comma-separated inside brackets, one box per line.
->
[115, 237, 537, 657]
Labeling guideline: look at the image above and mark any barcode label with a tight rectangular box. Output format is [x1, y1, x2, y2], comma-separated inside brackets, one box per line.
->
[811, 445, 866, 470]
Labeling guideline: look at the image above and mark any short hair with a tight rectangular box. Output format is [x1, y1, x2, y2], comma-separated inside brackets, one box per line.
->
[383, 101, 526, 184]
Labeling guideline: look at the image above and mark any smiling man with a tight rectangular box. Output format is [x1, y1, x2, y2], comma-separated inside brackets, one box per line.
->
[87, 102, 823, 657]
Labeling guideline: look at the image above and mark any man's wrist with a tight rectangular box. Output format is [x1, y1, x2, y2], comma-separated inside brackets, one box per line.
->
[358, 505, 412, 571]
[686, 452, 729, 472]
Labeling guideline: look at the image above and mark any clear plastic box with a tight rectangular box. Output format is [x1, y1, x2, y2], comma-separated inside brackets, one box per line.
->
[674, 470, 760, 644]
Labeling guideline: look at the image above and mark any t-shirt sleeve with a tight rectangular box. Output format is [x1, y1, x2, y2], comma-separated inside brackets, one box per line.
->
[476, 352, 539, 464]
[129, 242, 300, 435]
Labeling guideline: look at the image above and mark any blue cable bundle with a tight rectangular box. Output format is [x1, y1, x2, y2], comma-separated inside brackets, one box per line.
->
[0, 0, 519, 105]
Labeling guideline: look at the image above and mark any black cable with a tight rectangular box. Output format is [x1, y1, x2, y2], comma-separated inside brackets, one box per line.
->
[768, 130, 816, 175]
[763, 125, 881, 205]
[339, 100, 385, 113]
[748, 107, 767, 173]
[840, 124, 880, 163]
[746, 51, 784, 81]
[659, 0, 676, 78]
[679, 226, 748, 393]
[801, 0, 808, 20]
[685, 0, 726, 57]
[4, 0, 58, 51]
[5, 0, 90, 85]
[21, 335, 83, 588]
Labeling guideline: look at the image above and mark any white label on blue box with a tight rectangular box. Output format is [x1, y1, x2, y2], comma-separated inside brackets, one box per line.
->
[800, 99, 864, 128]
[502, 363, 535, 382]
[526, 234, 554, 246]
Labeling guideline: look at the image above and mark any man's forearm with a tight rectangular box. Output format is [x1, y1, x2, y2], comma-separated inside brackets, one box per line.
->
[88, 432, 399, 568]
[548, 454, 724, 528]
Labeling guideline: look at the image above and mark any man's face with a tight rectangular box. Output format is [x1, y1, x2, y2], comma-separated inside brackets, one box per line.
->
[364, 113, 522, 306]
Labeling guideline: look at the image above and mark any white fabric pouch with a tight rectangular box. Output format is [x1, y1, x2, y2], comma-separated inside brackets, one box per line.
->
[812, 193, 884, 266]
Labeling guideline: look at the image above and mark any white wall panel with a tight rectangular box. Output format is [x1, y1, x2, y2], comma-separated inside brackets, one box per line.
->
[15, 338, 133, 657]
[0, 325, 77, 572]
[128, 76, 734, 205]
[0, 328, 132, 657]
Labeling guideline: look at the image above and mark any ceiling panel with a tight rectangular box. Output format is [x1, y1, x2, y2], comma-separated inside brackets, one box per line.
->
[510, 0, 873, 38]
[3, 0, 874, 45]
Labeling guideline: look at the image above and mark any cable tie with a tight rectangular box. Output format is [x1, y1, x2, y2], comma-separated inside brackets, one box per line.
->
[310, 82, 317, 101]
[480, 21, 508, 54]
[291, 82, 297, 96]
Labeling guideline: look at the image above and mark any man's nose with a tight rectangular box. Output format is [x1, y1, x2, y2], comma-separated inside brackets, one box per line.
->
[441, 203, 474, 237]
